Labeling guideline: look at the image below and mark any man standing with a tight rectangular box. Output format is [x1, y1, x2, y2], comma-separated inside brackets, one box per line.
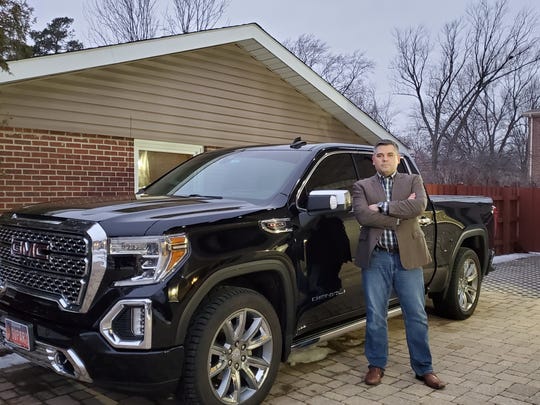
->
[352, 139, 446, 389]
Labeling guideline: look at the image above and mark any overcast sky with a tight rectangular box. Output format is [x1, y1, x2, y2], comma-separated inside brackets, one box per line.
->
[28, 0, 539, 123]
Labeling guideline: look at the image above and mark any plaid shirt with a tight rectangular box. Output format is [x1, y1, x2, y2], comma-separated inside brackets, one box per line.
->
[378, 173, 398, 250]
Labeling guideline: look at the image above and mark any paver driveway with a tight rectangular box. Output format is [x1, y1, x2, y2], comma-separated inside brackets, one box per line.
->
[0, 256, 538, 404]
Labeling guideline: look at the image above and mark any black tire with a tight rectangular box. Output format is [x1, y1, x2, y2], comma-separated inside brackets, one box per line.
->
[432, 247, 482, 320]
[179, 286, 282, 405]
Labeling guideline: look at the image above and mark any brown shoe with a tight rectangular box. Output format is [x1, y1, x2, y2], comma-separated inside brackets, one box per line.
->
[416, 373, 446, 389]
[365, 366, 384, 385]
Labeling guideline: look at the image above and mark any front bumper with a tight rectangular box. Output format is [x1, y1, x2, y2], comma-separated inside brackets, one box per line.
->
[0, 319, 184, 394]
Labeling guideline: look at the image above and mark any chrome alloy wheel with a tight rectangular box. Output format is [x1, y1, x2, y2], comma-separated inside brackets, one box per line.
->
[208, 308, 274, 404]
[457, 256, 479, 312]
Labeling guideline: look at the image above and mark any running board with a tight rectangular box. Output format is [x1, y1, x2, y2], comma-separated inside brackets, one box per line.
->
[291, 307, 402, 350]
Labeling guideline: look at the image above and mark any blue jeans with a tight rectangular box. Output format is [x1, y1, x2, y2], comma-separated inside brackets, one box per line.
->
[362, 249, 433, 376]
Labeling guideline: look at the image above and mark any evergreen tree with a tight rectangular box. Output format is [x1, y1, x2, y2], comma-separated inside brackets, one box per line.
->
[0, 0, 33, 71]
[30, 17, 83, 56]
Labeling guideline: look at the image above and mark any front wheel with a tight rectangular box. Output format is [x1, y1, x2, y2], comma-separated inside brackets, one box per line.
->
[180, 286, 282, 405]
[432, 247, 482, 320]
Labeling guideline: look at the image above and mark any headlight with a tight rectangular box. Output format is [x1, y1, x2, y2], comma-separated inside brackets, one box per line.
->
[109, 234, 188, 286]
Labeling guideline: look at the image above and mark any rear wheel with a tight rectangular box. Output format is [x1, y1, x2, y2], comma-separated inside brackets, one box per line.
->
[432, 247, 482, 320]
[180, 286, 282, 405]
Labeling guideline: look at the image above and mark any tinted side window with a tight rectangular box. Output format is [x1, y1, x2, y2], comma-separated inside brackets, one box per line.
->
[352, 153, 408, 179]
[298, 153, 356, 208]
[352, 154, 376, 179]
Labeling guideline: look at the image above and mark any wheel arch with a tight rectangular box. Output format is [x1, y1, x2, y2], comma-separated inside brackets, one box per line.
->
[451, 227, 490, 275]
[440, 226, 489, 299]
[175, 258, 297, 360]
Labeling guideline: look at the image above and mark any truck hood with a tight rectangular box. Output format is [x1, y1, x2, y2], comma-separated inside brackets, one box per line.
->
[10, 195, 275, 237]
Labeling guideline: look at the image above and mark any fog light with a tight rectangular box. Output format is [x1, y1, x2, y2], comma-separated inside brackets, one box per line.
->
[131, 306, 145, 337]
[100, 299, 152, 349]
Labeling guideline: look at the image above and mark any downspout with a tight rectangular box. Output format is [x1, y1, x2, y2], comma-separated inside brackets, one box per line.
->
[528, 115, 533, 182]
[522, 110, 539, 184]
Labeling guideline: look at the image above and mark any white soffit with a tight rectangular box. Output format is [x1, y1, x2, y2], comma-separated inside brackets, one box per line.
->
[0, 23, 402, 150]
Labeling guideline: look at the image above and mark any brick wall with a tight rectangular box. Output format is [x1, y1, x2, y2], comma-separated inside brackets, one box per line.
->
[0, 127, 134, 212]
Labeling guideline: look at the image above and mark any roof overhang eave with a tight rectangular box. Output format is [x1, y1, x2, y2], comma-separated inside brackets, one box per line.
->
[0, 24, 268, 85]
[1, 23, 403, 149]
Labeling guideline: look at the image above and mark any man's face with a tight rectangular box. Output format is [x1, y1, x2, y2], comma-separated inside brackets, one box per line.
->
[372, 144, 400, 177]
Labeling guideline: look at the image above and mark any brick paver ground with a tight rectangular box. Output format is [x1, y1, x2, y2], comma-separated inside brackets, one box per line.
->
[0, 256, 538, 404]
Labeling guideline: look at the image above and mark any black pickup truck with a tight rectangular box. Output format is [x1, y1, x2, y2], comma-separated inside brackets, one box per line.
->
[0, 140, 494, 404]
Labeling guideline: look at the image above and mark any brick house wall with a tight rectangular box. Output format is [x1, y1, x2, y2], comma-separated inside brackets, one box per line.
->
[0, 127, 134, 212]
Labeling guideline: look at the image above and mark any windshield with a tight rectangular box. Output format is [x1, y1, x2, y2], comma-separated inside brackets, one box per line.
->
[142, 149, 304, 203]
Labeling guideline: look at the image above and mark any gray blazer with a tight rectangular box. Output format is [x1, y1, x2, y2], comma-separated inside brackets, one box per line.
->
[352, 173, 432, 270]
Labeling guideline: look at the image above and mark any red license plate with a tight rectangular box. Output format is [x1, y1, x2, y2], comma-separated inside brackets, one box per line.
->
[5, 318, 33, 351]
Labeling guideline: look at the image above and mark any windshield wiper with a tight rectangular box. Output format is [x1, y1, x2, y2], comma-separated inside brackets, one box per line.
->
[176, 194, 223, 199]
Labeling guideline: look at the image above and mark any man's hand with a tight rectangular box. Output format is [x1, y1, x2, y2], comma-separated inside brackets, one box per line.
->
[408, 193, 416, 200]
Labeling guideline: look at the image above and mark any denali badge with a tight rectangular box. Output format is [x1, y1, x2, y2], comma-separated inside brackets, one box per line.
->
[11, 240, 50, 260]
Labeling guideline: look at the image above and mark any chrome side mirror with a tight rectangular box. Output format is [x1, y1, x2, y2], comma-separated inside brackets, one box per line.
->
[307, 190, 351, 213]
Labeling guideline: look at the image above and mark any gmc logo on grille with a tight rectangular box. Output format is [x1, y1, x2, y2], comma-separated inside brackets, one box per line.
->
[11, 240, 50, 260]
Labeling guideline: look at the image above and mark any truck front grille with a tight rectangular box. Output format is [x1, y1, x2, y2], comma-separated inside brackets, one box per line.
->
[0, 220, 107, 313]
[0, 262, 84, 305]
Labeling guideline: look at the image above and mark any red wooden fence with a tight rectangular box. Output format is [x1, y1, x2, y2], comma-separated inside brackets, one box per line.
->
[517, 188, 540, 253]
[425, 184, 539, 255]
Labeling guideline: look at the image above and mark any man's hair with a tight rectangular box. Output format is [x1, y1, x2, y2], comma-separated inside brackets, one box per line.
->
[374, 139, 399, 152]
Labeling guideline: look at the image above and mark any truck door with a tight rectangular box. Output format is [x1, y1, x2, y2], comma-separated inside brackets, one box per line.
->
[294, 152, 364, 335]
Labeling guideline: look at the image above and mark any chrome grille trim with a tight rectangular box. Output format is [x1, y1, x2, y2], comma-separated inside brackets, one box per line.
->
[0, 218, 107, 313]
[81, 223, 107, 313]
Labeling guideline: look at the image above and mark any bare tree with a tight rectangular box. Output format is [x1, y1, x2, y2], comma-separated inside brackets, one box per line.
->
[285, 34, 374, 104]
[392, 0, 540, 183]
[362, 90, 396, 132]
[489, 72, 540, 184]
[84, 0, 159, 45]
[284, 34, 396, 130]
[165, 0, 228, 34]
[429, 68, 539, 185]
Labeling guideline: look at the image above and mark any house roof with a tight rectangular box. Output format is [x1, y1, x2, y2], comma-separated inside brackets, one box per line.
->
[1, 23, 404, 150]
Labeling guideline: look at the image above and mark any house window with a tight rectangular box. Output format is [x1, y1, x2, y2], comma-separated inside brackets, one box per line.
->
[134, 140, 203, 191]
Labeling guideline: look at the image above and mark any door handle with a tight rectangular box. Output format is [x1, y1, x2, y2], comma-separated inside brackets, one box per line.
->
[418, 216, 433, 226]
